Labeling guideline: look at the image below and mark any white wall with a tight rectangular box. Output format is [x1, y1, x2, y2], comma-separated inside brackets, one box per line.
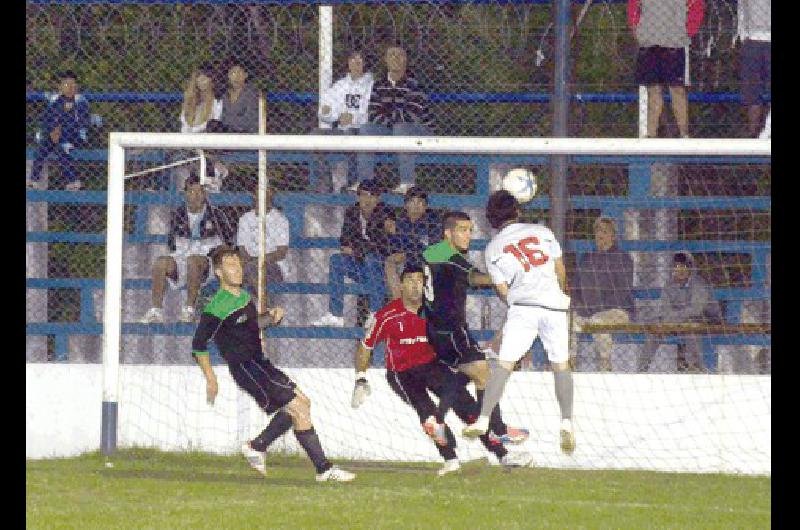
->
[26, 364, 770, 475]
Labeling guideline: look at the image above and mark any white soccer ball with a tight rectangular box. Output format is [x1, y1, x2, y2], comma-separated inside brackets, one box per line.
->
[502, 168, 538, 203]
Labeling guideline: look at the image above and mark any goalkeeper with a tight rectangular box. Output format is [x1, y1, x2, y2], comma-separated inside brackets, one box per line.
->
[352, 265, 533, 475]
[191, 245, 355, 482]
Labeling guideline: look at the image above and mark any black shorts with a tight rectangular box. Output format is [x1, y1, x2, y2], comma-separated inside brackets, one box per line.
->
[228, 356, 297, 415]
[386, 362, 474, 423]
[426, 324, 486, 368]
[635, 46, 687, 86]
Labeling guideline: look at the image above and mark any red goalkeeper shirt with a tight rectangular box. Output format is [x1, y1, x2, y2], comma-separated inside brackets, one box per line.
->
[362, 299, 436, 372]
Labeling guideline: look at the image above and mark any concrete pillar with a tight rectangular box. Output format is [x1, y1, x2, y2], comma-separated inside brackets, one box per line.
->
[26, 180, 48, 362]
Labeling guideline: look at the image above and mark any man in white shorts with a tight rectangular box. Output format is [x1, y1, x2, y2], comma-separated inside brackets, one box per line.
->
[463, 190, 575, 454]
[140, 175, 234, 323]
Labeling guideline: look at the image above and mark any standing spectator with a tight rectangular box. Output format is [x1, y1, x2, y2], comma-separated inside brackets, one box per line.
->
[358, 46, 434, 194]
[311, 179, 394, 327]
[571, 217, 635, 372]
[737, 0, 770, 138]
[384, 187, 441, 300]
[140, 175, 234, 324]
[236, 186, 290, 307]
[180, 63, 223, 134]
[221, 57, 260, 134]
[312, 50, 374, 193]
[628, 0, 704, 138]
[638, 252, 722, 372]
[28, 70, 91, 191]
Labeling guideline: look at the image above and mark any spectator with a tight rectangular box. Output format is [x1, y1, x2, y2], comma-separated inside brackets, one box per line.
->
[384, 187, 441, 300]
[28, 70, 91, 191]
[180, 63, 223, 133]
[628, 0, 704, 138]
[312, 179, 394, 327]
[140, 175, 234, 324]
[221, 57, 260, 134]
[358, 45, 434, 194]
[312, 50, 374, 193]
[236, 186, 290, 307]
[737, 0, 770, 138]
[638, 251, 722, 373]
[571, 217, 635, 372]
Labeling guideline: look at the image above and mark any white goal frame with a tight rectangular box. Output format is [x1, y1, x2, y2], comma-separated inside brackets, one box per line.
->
[103, 133, 770, 456]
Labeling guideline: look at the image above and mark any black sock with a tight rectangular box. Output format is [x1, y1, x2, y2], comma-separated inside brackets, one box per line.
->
[250, 410, 293, 452]
[435, 425, 458, 461]
[293, 428, 332, 474]
[436, 375, 461, 420]
[480, 433, 507, 459]
[476, 389, 507, 436]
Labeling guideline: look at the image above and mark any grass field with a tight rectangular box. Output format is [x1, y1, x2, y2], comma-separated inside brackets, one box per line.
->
[26, 449, 770, 529]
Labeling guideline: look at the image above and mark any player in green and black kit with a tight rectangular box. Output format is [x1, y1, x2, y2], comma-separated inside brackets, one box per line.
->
[191, 245, 355, 482]
[422, 212, 530, 446]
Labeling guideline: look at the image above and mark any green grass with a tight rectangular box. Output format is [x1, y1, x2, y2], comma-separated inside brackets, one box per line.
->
[27, 449, 770, 529]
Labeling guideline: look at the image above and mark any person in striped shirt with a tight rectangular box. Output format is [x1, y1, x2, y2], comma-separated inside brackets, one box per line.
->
[357, 46, 434, 195]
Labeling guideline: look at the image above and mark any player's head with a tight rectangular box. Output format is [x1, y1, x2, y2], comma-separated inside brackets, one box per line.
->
[347, 50, 365, 78]
[485, 190, 520, 229]
[593, 216, 617, 251]
[443, 211, 472, 252]
[357, 179, 381, 212]
[58, 70, 78, 98]
[212, 245, 244, 288]
[184, 175, 207, 213]
[227, 57, 249, 89]
[672, 252, 693, 284]
[400, 265, 425, 304]
[404, 186, 428, 220]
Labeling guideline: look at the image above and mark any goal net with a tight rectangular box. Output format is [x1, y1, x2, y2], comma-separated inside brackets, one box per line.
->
[102, 134, 770, 474]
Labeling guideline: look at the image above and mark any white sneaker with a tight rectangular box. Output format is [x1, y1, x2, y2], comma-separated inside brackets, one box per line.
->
[500, 451, 534, 468]
[560, 418, 576, 455]
[437, 458, 461, 477]
[462, 416, 489, 439]
[26, 179, 46, 190]
[391, 182, 412, 195]
[344, 182, 359, 193]
[179, 306, 196, 323]
[65, 180, 83, 191]
[311, 312, 345, 327]
[316, 465, 356, 482]
[241, 442, 266, 477]
[140, 307, 164, 324]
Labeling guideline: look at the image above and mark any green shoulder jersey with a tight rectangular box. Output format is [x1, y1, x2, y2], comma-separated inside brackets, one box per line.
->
[191, 288, 261, 364]
[422, 240, 478, 330]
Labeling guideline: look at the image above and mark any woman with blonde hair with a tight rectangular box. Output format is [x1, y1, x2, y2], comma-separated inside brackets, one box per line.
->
[180, 63, 223, 134]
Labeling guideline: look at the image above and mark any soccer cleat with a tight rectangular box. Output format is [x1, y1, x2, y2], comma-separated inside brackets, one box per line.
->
[241, 442, 267, 477]
[462, 416, 489, 440]
[489, 426, 530, 445]
[560, 419, 576, 455]
[26, 179, 46, 190]
[500, 451, 534, 468]
[316, 466, 356, 482]
[311, 312, 345, 327]
[422, 416, 448, 446]
[179, 305, 196, 323]
[437, 458, 461, 477]
[140, 307, 164, 324]
[65, 180, 83, 191]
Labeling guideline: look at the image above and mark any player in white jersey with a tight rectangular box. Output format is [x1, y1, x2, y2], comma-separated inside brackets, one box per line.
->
[463, 190, 575, 454]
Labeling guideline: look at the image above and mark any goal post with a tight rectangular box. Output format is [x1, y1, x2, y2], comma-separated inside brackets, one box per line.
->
[102, 133, 770, 473]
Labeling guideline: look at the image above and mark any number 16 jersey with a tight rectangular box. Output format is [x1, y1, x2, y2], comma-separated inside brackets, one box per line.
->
[484, 223, 570, 311]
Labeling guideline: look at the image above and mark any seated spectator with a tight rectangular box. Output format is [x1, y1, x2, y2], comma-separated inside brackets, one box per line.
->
[311, 50, 374, 193]
[236, 186, 290, 307]
[140, 175, 234, 324]
[571, 217, 635, 372]
[737, 0, 771, 138]
[312, 179, 394, 327]
[384, 186, 441, 299]
[627, 0, 704, 138]
[638, 251, 723, 373]
[180, 63, 223, 134]
[357, 45, 433, 194]
[28, 70, 91, 191]
[221, 57, 259, 134]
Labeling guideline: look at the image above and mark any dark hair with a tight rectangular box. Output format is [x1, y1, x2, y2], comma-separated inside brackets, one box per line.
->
[486, 190, 520, 229]
[357, 178, 381, 196]
[443, 211, 471, 231]
[226, 56, 249, 71]
[58, 70, 77, 81]
[673, 252, 690, 266]
[197, 61, 214, 76]
[211, 244, 241, 270]
[400, 264, 424, 280]
[404, 186, 427, 203]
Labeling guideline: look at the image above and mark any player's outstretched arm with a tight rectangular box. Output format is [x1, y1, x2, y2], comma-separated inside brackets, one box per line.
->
[257, 307, 284, 328]
[352, 342, 373, 408]
[469, 270, 495, 287]
[195, 353, 218, 405]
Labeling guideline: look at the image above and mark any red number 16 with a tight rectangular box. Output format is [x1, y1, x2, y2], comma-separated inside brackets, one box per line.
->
[503, 237, 548, 271]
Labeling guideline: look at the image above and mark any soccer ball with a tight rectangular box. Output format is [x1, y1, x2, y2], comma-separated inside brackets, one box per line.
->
[502, 168, 538, 203]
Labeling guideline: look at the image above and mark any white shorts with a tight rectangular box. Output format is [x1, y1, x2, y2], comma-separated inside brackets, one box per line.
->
[498, 304, 569, 365]
[166, 239, 220, 290]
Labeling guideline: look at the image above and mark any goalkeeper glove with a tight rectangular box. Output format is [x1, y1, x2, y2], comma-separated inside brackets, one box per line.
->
[351, 373, 371, 409]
